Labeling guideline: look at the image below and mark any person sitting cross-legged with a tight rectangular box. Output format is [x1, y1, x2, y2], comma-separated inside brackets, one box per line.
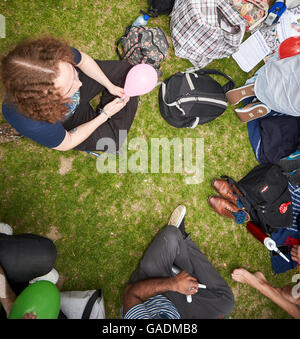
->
[1, 36, 138, 153]
[122, 206, 235, 319]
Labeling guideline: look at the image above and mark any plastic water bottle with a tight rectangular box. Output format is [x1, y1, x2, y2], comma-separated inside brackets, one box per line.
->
[132, 14, 149, 27]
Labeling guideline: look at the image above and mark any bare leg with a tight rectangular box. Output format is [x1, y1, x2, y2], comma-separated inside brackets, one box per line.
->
[232, 268, 300, 319]
[0, 265, 16, 317]
[276, 285, 300, 306]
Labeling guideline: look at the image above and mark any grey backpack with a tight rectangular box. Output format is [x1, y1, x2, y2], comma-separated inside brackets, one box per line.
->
[116, 25, 169, 70]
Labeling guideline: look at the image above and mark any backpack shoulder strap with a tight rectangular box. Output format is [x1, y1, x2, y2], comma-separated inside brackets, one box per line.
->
[221, 175, 238, 188]
[185, 68, 235, 93]
[221, 175, 257, 220]
[116, 37, 124, 60]
[161, 80, 186, 115]
[115, 25, 135, 60]
[81, 289, 102, 319]
[221, 175, 245, 199]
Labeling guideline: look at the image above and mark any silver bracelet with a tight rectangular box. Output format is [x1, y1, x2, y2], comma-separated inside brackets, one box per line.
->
[99, 108, 109, 119]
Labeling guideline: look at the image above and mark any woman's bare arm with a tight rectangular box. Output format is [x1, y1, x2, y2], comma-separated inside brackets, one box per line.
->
[53, 97, 129, 151]
[76, 52, 124, 98]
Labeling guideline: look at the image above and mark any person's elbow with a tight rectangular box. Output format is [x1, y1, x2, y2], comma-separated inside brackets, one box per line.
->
[124, 284, 133, 299]
[76, 51, 90, 70]
[52, 132, 74, 151]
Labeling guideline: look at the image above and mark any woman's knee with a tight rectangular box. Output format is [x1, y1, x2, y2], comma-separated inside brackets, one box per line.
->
[0, 234, 57, 282]
[37, 236, 57, 269]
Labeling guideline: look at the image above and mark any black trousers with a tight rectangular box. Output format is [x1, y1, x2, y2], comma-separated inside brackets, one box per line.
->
[62, 60, 138, 152]
[129, 226, 235, 319]
[0, 233, 57, 318]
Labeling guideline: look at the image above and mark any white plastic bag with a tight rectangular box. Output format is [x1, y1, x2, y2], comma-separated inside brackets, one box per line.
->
[60, 289, 105, 319]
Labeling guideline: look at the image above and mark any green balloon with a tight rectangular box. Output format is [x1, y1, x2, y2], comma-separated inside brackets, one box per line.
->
[8, 281, 60, 319]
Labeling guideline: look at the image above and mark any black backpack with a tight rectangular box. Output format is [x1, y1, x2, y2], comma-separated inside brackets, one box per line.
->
[159, 68, 235, 128]
[147, 0, 175, 16]
[223, 164, 293, 235]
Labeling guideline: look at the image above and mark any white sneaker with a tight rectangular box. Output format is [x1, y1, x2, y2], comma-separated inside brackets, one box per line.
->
[168, 205, 186, 228]
[29, 268, 59, 285]
[0, 223, 13, 235]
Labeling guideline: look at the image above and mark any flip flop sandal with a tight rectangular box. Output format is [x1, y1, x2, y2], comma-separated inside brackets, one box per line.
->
[278, 151, 300, 173]
[235, 102, 270, 123]
[226, 84, 255, 105]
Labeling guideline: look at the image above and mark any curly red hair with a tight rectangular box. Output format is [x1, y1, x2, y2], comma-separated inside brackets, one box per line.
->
[1, 36, 76, 123]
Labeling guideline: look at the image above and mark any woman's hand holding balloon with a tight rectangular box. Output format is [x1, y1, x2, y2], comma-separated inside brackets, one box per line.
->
[105, 64, 157, 103]
[103, 96, 129, 118]
[124, 64, 158, 97]
[100, 64, 157, 120]
[107, 84, 125, 98]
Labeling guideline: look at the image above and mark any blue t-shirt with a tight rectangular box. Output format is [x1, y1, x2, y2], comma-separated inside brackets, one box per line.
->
[1, 47, 82, 148]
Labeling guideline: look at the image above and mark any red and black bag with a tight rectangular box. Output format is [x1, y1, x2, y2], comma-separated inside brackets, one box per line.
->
[223, 164, 293, 235]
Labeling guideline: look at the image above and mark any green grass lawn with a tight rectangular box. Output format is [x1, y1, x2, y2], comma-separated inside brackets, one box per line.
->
[0, 0, 297, 319]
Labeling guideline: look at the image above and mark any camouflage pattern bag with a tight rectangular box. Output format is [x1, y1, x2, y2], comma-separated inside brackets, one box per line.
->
[116, 25, 169, 70]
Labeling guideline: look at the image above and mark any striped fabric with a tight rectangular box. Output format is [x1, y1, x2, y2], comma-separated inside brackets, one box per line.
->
[288, 181, 300, 234]
[124, 294, 181, 319]
[270, 180, 300, 273]
[170, 0, 245, 67]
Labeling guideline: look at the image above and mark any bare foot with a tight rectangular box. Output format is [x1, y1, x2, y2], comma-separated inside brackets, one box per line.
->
[232, 268, 300, 318]
[254, 271, 267, 283]
[231, 268, 267, 289]
[232, 268, 256, 284]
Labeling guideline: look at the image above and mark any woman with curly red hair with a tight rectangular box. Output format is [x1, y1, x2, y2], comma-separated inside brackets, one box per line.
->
[1, 37, 138, 152]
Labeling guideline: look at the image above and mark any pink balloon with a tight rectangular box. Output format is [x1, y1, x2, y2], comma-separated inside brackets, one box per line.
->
[124, 64, 158, 97]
